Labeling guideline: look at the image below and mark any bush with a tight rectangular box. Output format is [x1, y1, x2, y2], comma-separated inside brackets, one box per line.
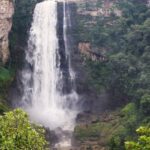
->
[140, 94, 150, 116]
[125, 126, 150, 150]
[0, 109, 48, 150]
[74, 123, 101, 141]
[0, 67, 13, 88]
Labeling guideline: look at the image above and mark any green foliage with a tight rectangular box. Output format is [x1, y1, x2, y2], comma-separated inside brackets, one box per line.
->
[0, 109, 48, 150]
[74, 123, 101, 141]
[122, 103, 136, 116]
[140, 94, 150, 116]
[125, 126, 150, 150]
[121, 103, 138, 133]
[76, 1, 150, 149]
[74, 111, 127, 147]
[80, 0, 150, 105]
[109, 123, 128, 150]
[0, 103, 9, 115]
[0, 67, 15, 101]
[0, 67, 14, 88]
[109, 104, 138, 150]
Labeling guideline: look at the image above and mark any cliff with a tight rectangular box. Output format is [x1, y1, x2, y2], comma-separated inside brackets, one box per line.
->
[0, 0, 14, 64]
[9, 0, 42, 69]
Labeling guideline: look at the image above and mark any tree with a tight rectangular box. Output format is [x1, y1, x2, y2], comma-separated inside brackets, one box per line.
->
[0, 109, 48, 150]
[125, 126, 150, 150]
[140, 94, 150, 116]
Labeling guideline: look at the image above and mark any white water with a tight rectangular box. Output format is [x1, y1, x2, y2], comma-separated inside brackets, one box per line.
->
[63, 1, 75, 81]
[21, 0, 78, 147]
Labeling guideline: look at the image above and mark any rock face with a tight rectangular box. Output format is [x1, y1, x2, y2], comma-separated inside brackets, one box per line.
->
[77, 0, 121, 17]
[0, 0, 14, 64]
[9, 0, 42, 68]
[78, 42, 108, 61]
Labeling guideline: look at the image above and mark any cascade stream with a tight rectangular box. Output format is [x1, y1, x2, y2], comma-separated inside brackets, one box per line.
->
[20, 0, 78, 148]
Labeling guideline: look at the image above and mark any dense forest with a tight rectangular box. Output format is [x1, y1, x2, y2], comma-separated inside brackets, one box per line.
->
[75, 0, 150, 149]
[0, 0, 150, 149]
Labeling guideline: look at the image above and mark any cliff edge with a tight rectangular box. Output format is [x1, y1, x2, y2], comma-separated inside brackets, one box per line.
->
[0, 0, 14, 64]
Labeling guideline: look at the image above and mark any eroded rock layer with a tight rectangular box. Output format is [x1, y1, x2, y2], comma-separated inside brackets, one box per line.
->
[0, 0, 14, 64]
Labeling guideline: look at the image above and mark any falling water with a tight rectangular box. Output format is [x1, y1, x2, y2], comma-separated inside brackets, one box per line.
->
[20, 0, 78, 148]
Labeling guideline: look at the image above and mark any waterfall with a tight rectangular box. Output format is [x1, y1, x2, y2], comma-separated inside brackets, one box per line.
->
[20, 0, 78, 148]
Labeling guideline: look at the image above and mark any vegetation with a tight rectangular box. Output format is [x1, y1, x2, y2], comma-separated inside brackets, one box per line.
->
[0, 67, 14, 94]
[0, 109, 48, 150]
[77, 0, 150, 149]
[0, 67, 15, 114]
[0, 0, 149, 149]
[125, 126, 150, 150]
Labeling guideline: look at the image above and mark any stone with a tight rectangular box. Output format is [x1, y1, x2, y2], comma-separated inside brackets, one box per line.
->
[78, 42, 108, 62]
[0, 0, 14, 64]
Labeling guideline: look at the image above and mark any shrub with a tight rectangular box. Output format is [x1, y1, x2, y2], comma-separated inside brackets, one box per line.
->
[0, 109, 48, 150]
[125, 126, 150, 150]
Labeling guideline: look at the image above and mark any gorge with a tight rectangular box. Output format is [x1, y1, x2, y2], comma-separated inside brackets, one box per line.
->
[0, 0, 150, 150]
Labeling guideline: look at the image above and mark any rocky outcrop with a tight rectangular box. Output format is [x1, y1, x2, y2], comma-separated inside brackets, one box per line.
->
[78, 42, 108, 61]
[77, 0, 121, 17]
[0, 0, 14, 64]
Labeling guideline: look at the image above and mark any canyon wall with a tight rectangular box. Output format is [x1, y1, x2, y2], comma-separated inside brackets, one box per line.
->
[9, 0, 42, 69]
[0, 0, 14, 64]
